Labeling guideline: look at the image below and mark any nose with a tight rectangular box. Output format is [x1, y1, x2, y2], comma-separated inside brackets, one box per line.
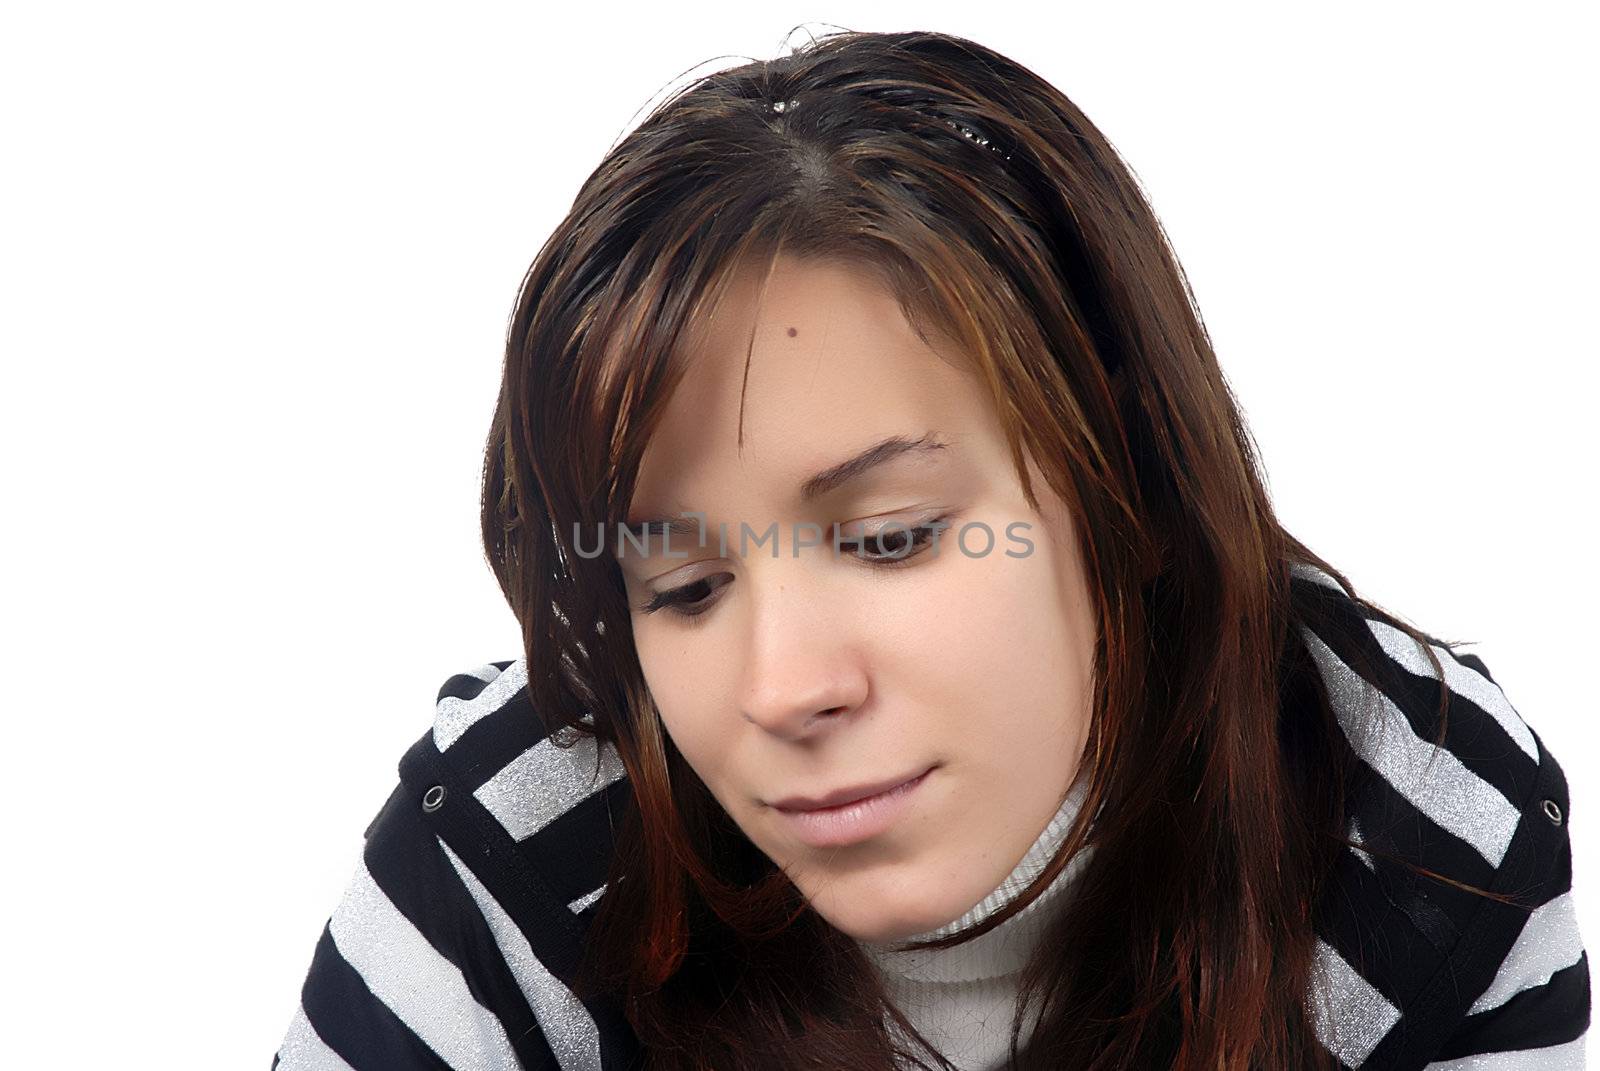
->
[737, 572, 870, 741]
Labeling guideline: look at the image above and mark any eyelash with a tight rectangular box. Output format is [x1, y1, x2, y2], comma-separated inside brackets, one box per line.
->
[638, 515, 951, 619]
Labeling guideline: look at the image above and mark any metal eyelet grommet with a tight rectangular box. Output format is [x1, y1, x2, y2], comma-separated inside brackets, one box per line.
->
[1542, 798, 1563, 826]
[422, 784, 447, 813]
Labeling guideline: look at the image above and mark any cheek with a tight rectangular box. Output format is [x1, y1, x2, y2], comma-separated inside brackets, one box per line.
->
[877, 531, 1094, 761]
[632, 629, 737, 784]
[882, 531, 1085, 680]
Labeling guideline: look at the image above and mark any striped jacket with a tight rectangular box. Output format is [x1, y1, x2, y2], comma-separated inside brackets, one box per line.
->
[273, 565, 1590, 1070]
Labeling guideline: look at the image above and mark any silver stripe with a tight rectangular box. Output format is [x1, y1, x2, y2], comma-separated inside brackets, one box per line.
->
[438, 838, 604, 1071]
[1364, 619, 1539, 763]
[1422, 1032, 1588, 1070]
[568, 883, 607, 914]
[275, 1003, 355, 1070]
[1349, 814, 1376, 872]
[1290, 561, 1346, 593]
[464, 663, 506, 684]
[475, 733, 627, 842]
[1469, 891, 1586, 1015]
[328, 858, 521, 1070]
[435, 660, 530, 751]
[1301, 625, 1521, 868]
[1310, 937, 1401, 1067]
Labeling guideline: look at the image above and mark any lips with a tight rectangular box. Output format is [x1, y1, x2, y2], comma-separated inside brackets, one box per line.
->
[770, 766, 935, 849]
[769, 766, 935, 812]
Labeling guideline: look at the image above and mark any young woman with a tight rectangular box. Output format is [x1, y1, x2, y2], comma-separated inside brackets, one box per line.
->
[273, 29, 1589, 1071]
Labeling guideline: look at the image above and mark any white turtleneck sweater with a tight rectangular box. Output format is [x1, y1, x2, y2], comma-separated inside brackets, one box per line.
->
[857, 775, 1094, 1071]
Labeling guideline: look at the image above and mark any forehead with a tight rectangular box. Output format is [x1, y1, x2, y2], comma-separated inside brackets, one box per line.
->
[630, 254, 990, 510]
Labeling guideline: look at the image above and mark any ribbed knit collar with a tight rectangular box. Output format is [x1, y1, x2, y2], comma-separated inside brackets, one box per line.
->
[858, 774, 1094, 985]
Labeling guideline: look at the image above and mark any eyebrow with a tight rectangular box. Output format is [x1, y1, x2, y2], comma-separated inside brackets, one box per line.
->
[798, 432, 948, 502]
[620, 433, 949, 547]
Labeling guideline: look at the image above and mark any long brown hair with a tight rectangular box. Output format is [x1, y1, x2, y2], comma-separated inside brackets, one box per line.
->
[479, 28, 1487, 1070]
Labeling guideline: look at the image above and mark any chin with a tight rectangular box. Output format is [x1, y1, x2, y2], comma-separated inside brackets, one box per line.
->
[809, 895, 950, 944]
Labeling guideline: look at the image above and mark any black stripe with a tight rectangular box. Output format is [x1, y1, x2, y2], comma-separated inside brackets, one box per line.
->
[1290, 575, 1530, 800]
[1364, 727, 1578, 1068]
[516, 775, 631, 910]
[1433, 951, 1592, 1059]
[1370, 639, 1536, 808]
[573, 895, 605, 939]
[403, 732, 646, 1071]
[298, 924, 454, 1071]
[1309, 722, 1493, 1010]
[1316, 606, 1537, 815]
[445, 685, 559, 789]
[1315, 842, 1444, 1011]
[361, 778, 561, 1071]
[1452, 650, 1495, 684]
[1335, 726, 1503, 936]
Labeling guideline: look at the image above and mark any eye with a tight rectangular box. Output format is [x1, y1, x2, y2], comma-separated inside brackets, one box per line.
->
[837, 514, 951, 568]
[637, 514, 952, 620]
[640, 572, 732, 618]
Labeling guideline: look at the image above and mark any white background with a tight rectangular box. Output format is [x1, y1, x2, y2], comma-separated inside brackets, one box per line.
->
[4, 2, 1594, 1064]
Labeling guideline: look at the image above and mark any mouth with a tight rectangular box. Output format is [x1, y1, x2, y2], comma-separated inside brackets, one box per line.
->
[769, 765, 938, 813]
[769, 766, 937, 849]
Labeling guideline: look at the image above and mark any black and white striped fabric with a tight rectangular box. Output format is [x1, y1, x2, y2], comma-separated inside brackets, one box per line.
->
[272, 564, 1589, 1069]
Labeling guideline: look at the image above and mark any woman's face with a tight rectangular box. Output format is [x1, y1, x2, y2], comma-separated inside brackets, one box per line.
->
[617, 254, 1096, 943]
